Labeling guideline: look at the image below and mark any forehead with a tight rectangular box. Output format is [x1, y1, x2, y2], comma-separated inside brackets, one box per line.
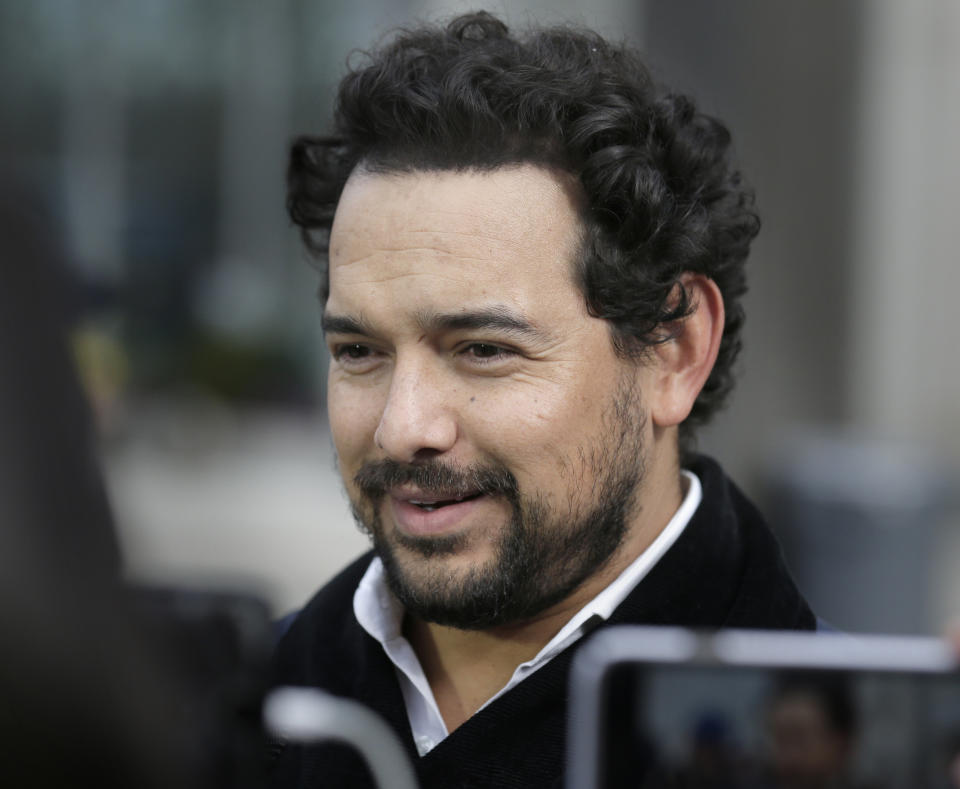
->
[326, 165, 586, 317]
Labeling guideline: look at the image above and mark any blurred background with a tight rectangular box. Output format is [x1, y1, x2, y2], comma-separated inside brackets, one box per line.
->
[2, 0, 957, 633]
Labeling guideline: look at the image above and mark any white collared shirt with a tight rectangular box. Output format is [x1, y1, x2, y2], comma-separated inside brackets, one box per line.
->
[353, 470, 702, 756]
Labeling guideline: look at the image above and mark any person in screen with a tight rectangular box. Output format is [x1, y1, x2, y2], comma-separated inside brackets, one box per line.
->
[759, 672, 876, 789]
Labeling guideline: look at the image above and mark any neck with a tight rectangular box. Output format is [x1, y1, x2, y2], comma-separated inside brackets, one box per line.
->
[408, 440, 686, 733]
[404, 613, 561, 732]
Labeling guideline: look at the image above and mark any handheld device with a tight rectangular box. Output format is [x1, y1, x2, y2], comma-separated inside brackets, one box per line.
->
[568, 627, 960, 789]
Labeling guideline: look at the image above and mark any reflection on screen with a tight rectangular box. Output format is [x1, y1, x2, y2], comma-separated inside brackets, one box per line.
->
[601, 666, 960, 789]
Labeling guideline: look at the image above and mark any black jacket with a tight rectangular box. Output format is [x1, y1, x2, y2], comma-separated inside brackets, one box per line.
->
[269, 455, 816, 789]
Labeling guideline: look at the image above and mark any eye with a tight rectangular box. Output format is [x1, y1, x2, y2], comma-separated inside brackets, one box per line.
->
[337, 343, 371, 360]
[331, 342, 383, 372]
[460, 343, 515, 364]
[467, 343, 502, 359]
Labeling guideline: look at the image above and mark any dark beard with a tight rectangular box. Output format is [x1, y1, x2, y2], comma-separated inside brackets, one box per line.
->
[349, 380, 646, 630]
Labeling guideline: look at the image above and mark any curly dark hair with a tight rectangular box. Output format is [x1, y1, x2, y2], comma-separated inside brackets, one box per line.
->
[288, 11, 760, 448]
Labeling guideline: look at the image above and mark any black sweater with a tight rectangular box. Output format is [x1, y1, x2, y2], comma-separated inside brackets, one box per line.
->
[269, 456, 815, 789]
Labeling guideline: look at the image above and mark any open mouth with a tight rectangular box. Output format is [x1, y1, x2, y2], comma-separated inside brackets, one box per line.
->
[407, 492, 484, 512]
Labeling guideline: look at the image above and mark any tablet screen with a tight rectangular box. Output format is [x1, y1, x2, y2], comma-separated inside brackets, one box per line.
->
[599, 664, 960, 789]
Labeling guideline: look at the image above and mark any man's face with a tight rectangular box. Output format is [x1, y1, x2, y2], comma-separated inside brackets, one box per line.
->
[768, 693, 850, 785]
[324, 165, 653, 629]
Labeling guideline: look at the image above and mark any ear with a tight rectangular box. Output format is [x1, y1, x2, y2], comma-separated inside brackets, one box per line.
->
[645, 274, 724, 428]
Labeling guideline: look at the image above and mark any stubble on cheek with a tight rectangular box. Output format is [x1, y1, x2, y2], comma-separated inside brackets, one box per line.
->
[347, 490, 375, 539]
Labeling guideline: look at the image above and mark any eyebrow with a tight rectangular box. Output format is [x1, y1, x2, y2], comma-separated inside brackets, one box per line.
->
[321, 313, 373, 336]
[416, 307, 545, 339]
[321, 306, 548, 341]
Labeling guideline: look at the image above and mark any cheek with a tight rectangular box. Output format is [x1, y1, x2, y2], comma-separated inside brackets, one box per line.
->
[327, 377, 381, 467]
[467, 383, 607, 474]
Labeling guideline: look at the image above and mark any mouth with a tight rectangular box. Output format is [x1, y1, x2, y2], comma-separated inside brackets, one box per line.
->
[406, 491, 485, 512]
[387, 488, 492, 536]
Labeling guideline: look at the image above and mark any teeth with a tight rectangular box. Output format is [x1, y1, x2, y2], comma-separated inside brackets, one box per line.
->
[407, 493, 478, 510]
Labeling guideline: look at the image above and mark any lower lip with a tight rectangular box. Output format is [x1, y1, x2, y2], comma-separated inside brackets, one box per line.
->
[389, 495, 487, 537]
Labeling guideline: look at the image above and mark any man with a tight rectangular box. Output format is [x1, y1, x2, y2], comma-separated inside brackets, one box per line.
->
[271, 11, 816, 788]
[762, 673, 861, 789]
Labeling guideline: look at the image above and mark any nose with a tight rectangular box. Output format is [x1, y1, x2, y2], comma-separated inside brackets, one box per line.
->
[374, 359, 458, 463]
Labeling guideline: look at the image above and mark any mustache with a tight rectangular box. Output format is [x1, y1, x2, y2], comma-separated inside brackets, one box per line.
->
[354, 458, 518, 501]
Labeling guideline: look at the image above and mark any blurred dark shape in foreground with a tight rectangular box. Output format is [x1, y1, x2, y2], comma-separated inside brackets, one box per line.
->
[0, 182, 272, 788]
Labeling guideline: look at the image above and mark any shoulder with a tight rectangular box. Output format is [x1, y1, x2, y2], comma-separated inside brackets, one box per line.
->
[299, 550, 377, 621]
[689, 454, 817, 630]
[622, 454, 816, 631]
[685, 453, 775, 544]
[272, 550, 377, 688]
